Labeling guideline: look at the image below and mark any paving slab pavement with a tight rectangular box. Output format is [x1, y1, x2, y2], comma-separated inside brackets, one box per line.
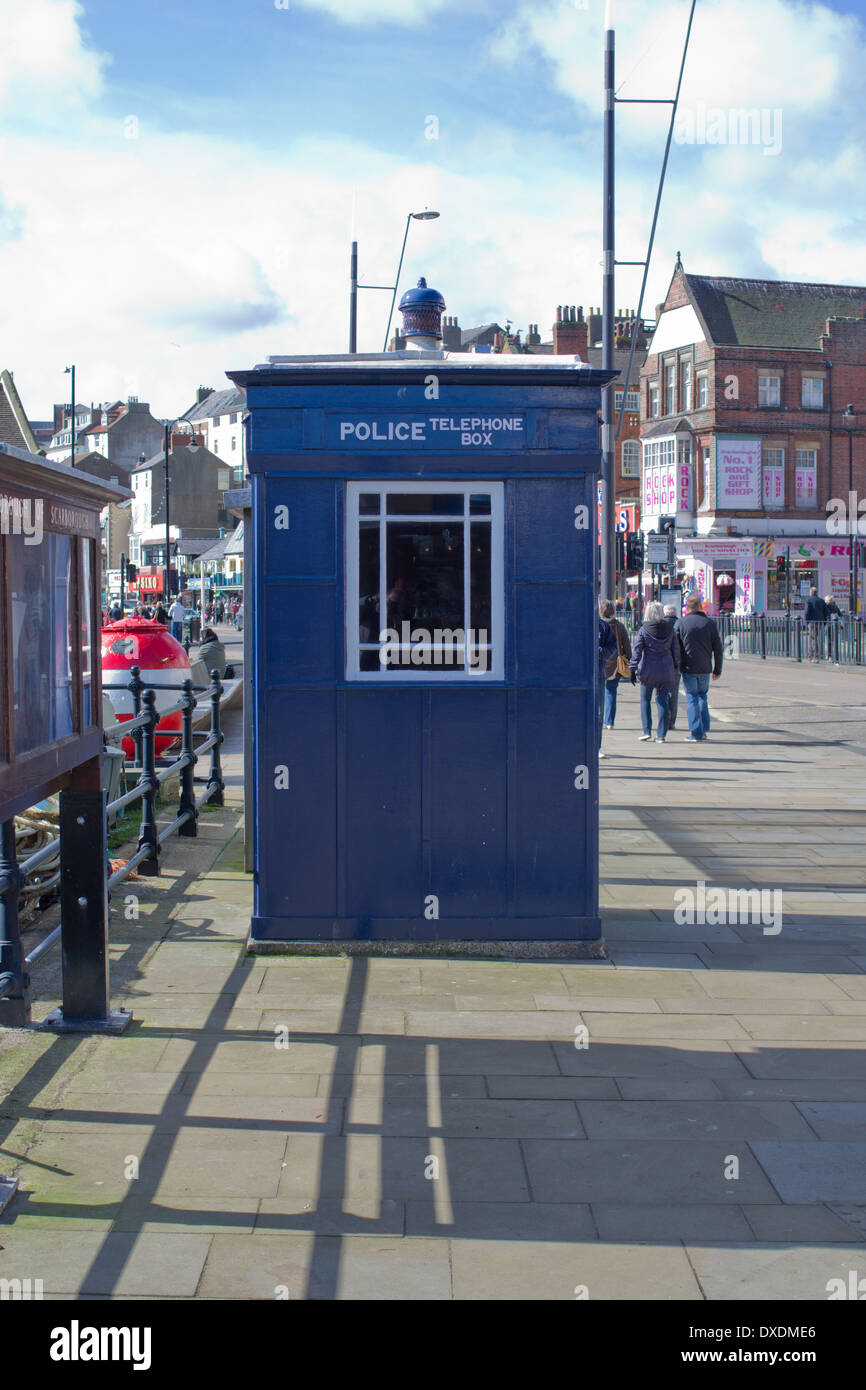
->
[1, 660, 865, 1300]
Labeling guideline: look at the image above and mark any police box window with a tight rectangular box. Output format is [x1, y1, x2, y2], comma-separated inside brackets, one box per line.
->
[347, 481, 504, 680]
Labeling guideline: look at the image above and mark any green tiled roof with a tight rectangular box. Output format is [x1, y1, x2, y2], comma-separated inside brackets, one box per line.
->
[686, 274, 866, 349]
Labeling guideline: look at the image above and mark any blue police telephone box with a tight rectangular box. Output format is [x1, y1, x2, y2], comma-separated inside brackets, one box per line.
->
[228, 280, 615, 948]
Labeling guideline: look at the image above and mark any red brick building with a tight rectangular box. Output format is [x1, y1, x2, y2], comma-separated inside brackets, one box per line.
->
[640, 262, 866, 613]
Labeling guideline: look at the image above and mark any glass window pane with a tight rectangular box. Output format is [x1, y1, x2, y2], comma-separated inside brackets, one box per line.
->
[469, 494, 491, 515]
[386, 523, 464, 664]
[359, 493, 380, 515]
[9, 533, 73, 754]
[80, 538, 93, 727]
[470, 523, 492, 634]
[358, 521, 380, 642]
[359, 649, 381, 671]
[386, 493, 463, 515]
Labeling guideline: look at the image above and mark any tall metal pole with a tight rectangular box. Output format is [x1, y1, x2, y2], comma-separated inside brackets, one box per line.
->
[163, 423, 171, 605]
[349, 240, 358, 353]
[65, 364, 76, 469]
[383, 214, 412, 352]
[849, 424, 855, 614]
[600, 2, 615, 601]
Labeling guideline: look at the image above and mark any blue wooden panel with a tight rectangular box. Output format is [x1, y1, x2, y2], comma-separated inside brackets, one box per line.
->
[255, 691, 337, 918]
[248, 450, 603, 479]
[513, 477, 593, 582]
[262, 582, 336, 683]
[249, 409, 302, 455]
[547, 409, 599, 451]
[428, 692, 508, 917]
[250, 913, 600, 942]
[242, 381, 607, 412]
[343, 693, 424, 918]
[515, 584, 587, 687]
[512, 690, 593, 918]
[262, 478, 336, 576]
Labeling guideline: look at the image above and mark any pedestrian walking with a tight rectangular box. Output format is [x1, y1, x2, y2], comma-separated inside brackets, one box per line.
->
[597, 613, 618, 757]
[628, 600, 680, 743]
[168, 596, 186, 645]
[663, 603, 681, 729]
[598, 597, 631, 730]
[804, 586, 829, 661]
[153, 601, 169, 625]
[236, 600, 244, 633]
[674, 591, 723, 743]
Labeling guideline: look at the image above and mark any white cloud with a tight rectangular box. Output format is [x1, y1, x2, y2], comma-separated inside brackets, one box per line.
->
[2, 0, 866, 428]
[0, 0, 107, 114]
[291, 0, 461, 26]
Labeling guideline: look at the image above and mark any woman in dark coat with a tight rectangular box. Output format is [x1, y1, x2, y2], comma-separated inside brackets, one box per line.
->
[197, 627, 227, 680]
[599, 597, 631, 729]
[628, 600, 681, 743]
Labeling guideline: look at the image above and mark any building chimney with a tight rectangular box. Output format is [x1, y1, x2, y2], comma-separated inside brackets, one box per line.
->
[552, 303, 588, 357]
[441, 314, 462, 351]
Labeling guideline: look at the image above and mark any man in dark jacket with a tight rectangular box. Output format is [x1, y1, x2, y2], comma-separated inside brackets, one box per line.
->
[804, 587, 829, 661]
[675, 592, 723, 742]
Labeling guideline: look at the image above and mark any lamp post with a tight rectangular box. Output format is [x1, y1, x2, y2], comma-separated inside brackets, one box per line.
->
[348, 210, 440, 353]
[843, 404, 857, 613]
[64, 365, 75, 468]
[163, 419, 195, 604]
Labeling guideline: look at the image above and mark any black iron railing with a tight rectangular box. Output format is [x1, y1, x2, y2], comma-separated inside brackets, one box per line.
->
[0, 667, 226, 1029]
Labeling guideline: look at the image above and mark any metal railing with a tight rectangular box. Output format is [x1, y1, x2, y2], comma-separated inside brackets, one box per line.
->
[717, 612, 865, 666]
[0, 667, 226, 1028]
[622, 610, 864, 666]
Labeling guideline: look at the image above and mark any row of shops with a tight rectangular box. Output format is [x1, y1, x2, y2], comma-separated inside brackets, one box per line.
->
[658, 536, 861, 616]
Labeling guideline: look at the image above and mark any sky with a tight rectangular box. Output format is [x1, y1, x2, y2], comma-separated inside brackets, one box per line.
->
[2, 0, 865, 420]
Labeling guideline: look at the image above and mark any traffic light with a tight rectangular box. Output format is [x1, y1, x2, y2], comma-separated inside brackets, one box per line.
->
[659, 514, 676, 536]
[626, 532, 644, 571]
[777, 555, 786, 576]
[615, 530, 625, 572]
[125, 562, 138, 582]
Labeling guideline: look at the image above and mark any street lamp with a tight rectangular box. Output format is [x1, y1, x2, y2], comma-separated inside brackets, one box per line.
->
[348, 210, 440, 353]
[163, 418, 195, 603]
[843, 404, 857, 613]
[64, 365, 75, 468]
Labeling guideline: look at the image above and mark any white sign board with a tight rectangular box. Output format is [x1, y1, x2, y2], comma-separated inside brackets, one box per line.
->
[716, 438, 761, 509]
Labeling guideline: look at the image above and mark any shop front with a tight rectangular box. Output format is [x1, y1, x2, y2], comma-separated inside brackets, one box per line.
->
[676, 537, 860, 615]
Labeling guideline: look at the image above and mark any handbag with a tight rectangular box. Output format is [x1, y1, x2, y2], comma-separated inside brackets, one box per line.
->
[614, 622, 631, 680]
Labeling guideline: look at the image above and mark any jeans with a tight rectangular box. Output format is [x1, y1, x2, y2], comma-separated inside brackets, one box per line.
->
[668, 675, 681, 728]
[604, 676, 620, 727]
[170, 621, 183, 643]
[640, 683, 672, 738]
[681, 672, 711, 738]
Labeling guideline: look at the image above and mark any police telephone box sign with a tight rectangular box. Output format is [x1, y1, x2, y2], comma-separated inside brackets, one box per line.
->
[332, 414, 526, 449]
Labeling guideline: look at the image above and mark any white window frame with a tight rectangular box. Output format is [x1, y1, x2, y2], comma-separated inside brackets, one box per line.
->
[621, 439, 640, 478]
[697, 374, 708, 408]
[682, 361, 693, 412]
[649, 383, 660, 419]
[801, 376, 824, 409]
[758, 374, 781, 408]
[664, 362, 676, 415]
[346, 480, 505, 682]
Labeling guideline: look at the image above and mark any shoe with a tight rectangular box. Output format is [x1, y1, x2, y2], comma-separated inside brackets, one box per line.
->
[639, 734, 652, 741]
[654, 737, 666, 743]
[598, 750, 607, 758]
[604, 724, 614, 730]
[684, 736, 702, 742]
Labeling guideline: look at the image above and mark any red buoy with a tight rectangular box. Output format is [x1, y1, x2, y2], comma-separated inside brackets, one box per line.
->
[101, 617, 190, 759]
